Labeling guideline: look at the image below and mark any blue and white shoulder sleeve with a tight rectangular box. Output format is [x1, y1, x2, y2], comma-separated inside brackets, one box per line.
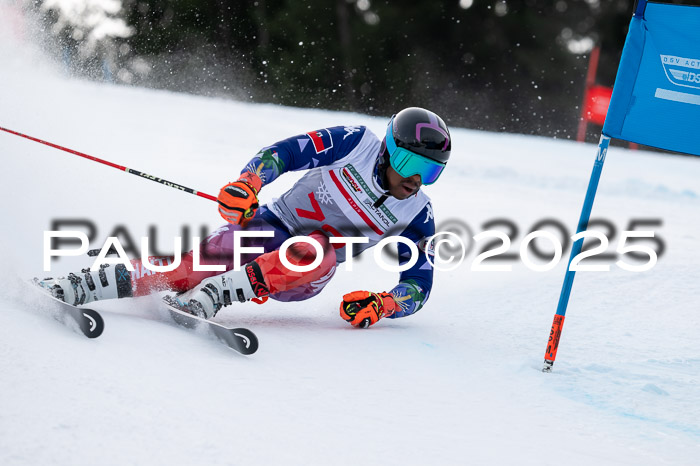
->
[240, 125, 367, 187]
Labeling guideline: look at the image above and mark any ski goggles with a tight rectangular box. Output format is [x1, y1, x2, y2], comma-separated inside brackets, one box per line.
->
[385, 123, 445, 185]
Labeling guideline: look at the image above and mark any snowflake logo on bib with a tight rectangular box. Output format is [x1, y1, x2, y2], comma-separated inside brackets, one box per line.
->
[316, 181, 334, 205]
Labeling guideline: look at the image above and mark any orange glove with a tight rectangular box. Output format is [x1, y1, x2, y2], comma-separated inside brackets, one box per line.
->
[218, 172, 263, 226]
[340, 291, 396, 328]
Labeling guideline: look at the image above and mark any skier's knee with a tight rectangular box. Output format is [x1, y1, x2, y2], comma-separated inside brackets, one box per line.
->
[284, 232, 336, 271]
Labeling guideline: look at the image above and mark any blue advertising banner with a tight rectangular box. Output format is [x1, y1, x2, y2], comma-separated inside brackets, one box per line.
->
[603, 1, 700, 156]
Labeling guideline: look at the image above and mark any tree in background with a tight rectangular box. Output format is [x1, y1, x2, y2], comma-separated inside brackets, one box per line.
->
[37, 0, 133, 80]
[32, 0, 678, 140]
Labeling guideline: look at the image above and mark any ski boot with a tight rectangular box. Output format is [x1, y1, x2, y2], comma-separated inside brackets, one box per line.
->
[173, 262, 269, 319]
[35, 264, 133, 306]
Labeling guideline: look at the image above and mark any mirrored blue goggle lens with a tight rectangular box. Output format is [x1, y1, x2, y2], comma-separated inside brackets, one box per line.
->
[390, 148, 445, 185]
[385, 120, 445, 185]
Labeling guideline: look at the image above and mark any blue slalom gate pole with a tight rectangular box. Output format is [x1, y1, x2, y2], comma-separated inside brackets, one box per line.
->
[542, 134, 611, 372]
[541, 0, 700, 371]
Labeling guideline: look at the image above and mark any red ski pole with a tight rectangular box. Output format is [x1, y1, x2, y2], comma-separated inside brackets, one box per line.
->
[0, 126, 217, 202]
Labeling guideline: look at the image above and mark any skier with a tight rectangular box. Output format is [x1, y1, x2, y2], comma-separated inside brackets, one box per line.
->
[38, 107, 451, 328]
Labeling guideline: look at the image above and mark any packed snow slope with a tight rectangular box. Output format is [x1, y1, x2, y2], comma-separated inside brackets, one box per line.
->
[1, 20, 699, 466]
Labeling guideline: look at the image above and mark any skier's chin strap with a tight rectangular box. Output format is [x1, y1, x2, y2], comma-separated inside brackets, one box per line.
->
[373, 192, 390, 208]
[373, 150, 391, 208]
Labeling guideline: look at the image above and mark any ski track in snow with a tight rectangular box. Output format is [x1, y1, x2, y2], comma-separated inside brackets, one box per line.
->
[1, 16, 699, 466]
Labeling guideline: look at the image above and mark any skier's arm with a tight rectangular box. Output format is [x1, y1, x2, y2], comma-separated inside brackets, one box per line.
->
[387, 203, 435, 319]
[240, 126, 367, 188]
[338, 204, 435, 328]
[219, 126, 366, 225]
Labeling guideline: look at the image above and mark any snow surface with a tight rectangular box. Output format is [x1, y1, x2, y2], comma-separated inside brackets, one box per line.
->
[1, 13, 700, 466]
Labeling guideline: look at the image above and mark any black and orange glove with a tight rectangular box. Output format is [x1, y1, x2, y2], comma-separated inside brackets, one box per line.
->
[340, 291, 397, 328]
[218, 172, 263, 226]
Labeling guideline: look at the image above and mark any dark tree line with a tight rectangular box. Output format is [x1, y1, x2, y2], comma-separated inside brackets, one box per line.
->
[36, 0, 693, 140]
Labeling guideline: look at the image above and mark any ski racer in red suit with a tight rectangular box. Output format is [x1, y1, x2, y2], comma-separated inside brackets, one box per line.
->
[38, 107, 451, 328]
